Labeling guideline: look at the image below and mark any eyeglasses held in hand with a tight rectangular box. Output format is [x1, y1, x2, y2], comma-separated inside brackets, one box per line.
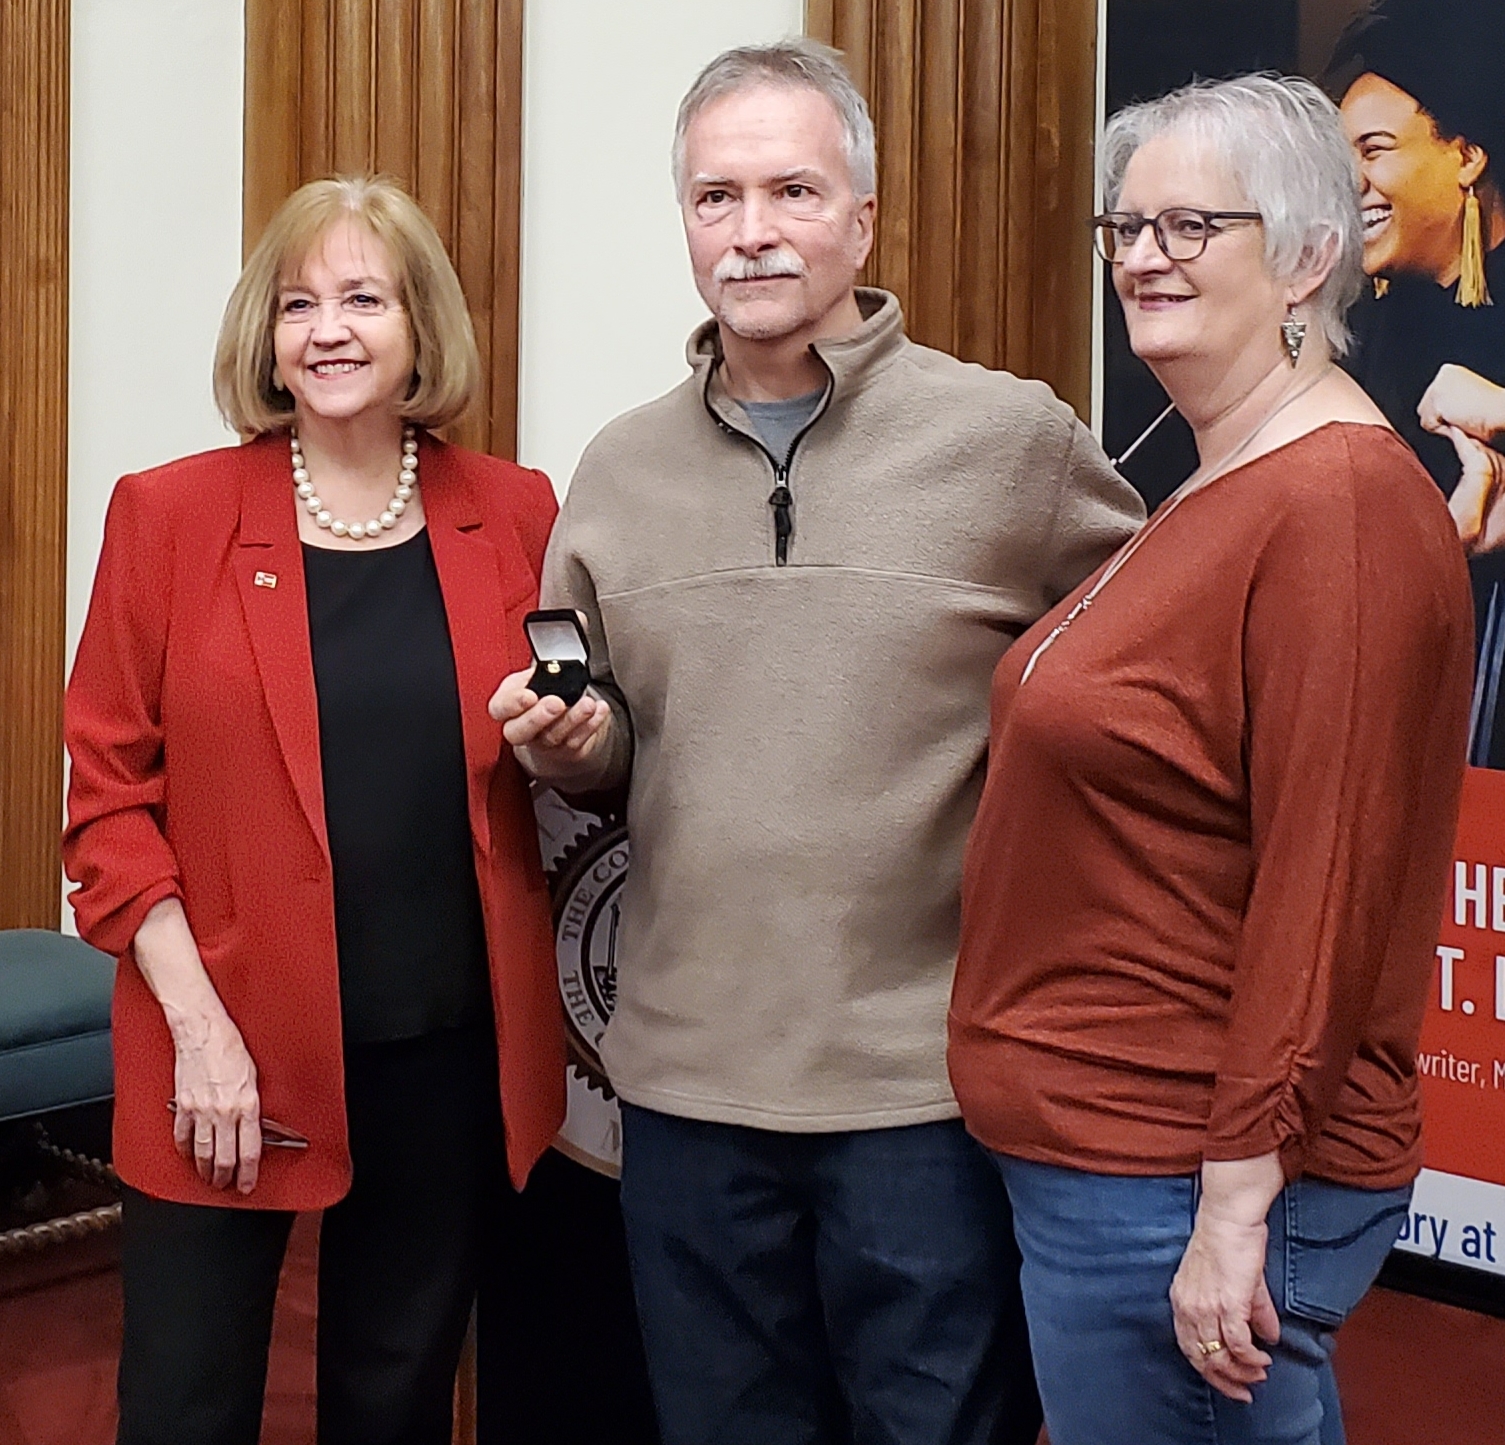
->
[166, 1100, 309, 1150]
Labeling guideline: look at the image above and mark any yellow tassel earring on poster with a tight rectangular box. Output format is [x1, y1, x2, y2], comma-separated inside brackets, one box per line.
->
[1458, 185, 1493, 308]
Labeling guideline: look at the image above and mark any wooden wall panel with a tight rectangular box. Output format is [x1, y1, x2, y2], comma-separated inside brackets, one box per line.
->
[244, 0, 524, 457]
[0, 0, 69, 930]
[808, 0, 1098, 419]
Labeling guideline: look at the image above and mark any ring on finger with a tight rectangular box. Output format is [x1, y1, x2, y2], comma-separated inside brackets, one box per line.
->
[1196, 1340, 1224, 1358]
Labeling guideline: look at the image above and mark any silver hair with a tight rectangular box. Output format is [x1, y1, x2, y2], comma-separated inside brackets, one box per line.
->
[1100, 74, 1364, 356]
[672, 38, 877, 200]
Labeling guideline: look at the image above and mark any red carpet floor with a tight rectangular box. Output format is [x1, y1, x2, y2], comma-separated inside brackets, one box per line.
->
[1, 1221, 1501, 1444]
[0, 1214, 317, 1445]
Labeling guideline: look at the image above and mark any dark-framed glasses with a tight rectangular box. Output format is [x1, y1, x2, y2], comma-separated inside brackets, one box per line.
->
[1091, 208, 1263, 264]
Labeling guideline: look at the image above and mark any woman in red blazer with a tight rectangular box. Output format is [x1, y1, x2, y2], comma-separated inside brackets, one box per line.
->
[64, 175, 568, 1445]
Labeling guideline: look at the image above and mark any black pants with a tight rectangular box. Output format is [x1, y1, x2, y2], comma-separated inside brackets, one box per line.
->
[476, 1149, 659, 1445]
[117, 1022, 505, 1445]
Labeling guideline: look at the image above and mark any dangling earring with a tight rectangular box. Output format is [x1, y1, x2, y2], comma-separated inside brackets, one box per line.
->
[1281, 305, 1307, 366]
[1459, 184, 1493, 308]
[1373, 277, 1390, 299]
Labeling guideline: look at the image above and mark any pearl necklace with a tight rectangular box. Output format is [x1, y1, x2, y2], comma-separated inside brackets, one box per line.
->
[291, 425, 418, 540]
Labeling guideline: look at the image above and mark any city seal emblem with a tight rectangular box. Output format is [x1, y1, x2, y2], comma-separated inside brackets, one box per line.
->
[550, 822, 629, 1098]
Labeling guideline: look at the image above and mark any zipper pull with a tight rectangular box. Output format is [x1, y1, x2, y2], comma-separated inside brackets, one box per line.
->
[768, 473, 793, 566]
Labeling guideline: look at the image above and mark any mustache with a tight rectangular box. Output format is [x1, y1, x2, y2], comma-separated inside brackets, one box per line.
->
[713, 249, 809, 283]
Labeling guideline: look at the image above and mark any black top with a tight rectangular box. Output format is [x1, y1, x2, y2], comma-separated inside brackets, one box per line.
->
[1345, 244, 1505, 493]
[303, 530, 492, 1042]
[1345, 242, 1505, 767]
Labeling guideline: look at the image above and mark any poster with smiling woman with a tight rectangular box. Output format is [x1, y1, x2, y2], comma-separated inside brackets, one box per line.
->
[1103, 0, 1505, 1308]
[1335, 5, 1505, 768]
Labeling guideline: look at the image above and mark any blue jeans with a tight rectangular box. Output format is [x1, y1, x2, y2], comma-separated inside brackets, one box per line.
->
[619, 1105, 1041, 1445]
[993, 1157, 1411, 1445]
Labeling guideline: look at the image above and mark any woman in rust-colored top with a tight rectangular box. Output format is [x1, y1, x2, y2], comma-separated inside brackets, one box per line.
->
[950, 77, 1473, 1445]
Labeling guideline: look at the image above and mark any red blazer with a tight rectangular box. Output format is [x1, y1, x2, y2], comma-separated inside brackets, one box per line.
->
[63, 433, 566, 1209]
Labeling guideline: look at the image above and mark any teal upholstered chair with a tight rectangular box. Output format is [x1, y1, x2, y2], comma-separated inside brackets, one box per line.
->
[0, 930, 115, 1125]
[0, 929, 119, 1256]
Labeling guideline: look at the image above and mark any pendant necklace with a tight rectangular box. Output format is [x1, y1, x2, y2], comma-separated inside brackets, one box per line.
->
[1019, 364, 1334, 686]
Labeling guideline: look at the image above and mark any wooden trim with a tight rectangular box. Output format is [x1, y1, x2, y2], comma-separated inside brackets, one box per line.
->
[0, 0, 69, 930]
[808, 0, 1098, 419]
[486, 0, 524, 463]
[243, 0, 302, 249]
[243, 0, 524, 457]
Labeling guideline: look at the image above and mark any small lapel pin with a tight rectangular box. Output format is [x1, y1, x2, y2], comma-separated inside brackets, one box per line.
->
[253, 571, 278, 589]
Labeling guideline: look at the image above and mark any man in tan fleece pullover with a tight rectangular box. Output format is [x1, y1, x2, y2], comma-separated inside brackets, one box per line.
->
[492, 38, 1143, 1445]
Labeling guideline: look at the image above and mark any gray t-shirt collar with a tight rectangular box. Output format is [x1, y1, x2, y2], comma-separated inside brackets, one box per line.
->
[737, 389, 826, 467]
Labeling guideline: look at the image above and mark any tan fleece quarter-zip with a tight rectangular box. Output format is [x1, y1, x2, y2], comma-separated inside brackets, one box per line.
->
[541, 290, 1145, 1131]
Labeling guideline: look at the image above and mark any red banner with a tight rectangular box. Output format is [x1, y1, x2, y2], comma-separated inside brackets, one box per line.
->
[1422, 767, 1505, 1188]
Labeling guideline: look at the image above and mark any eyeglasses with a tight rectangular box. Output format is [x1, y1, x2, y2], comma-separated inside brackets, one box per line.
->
[275, 291, 403, 326]
[1091, 208, 1263, 264]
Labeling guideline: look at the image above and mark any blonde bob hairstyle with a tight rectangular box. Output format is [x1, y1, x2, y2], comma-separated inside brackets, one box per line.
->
[214, 175, 480, 436]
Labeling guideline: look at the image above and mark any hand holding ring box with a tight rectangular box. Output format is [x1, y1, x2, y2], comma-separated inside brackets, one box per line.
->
[524, 609, 591, 707]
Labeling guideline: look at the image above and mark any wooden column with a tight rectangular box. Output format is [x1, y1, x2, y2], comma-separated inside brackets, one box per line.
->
[0, 0, 69, 930]
[807, 0, 1098, 419]
[244, 0, 525, 458]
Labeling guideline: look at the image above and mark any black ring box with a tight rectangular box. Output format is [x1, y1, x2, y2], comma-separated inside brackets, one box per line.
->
[524, 609, 590, 706]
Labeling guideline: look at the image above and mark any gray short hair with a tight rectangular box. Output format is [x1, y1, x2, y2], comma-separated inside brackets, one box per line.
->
[1101, 74, 1364, 356]
[672, 39, 877, 200]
